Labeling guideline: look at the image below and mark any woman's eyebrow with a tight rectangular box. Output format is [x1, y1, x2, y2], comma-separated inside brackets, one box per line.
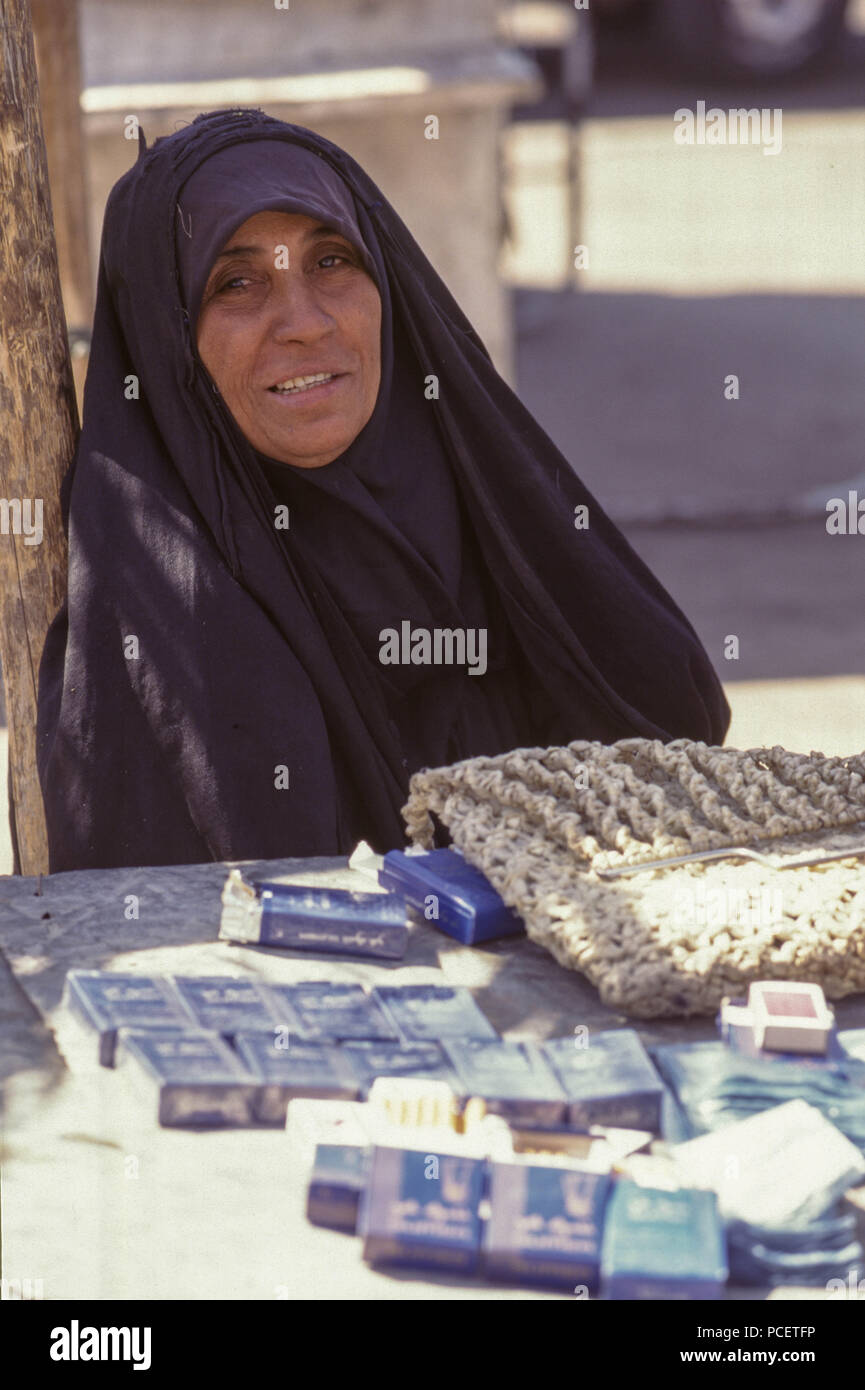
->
[213, 243, 263, 261]
[307, 223, 346, 240]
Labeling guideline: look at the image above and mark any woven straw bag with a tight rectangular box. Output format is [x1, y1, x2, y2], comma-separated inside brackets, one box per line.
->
[401, 740, 865, 1019]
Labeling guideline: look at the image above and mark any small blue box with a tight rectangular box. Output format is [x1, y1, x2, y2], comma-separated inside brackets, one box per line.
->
[268, 982, 398, 1042]
[340, 1040, 454, 1097]
[233, 1032, 359, 1123]
[359, 1146, 486, 1273]
[372, 984, 498, 1044]
[307, 1144, 371, 1232]
[62, 970, 189, 1066]
[117, 1029, 260, 1128]
[601, 1182, 728, 1300]
[543, 1031, 665, 1133]
[378, 849, 524, 944]
[483, 1163, 611, 1292]
[443, 1039, 567, 1127]
[170, 975, 292, 1039]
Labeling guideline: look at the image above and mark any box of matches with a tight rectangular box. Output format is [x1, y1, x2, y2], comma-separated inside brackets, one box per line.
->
[268, 982, 398, 1042]
[483, 1162, 611, 1291]
[601, 1182, 727, 1300]
[378, 848, 523, 944]
[720, 995, 843, 1062]
[233, 1032, 359, 1123]
[219, 871, 408, 960]
[443, 1039, 567, 1128]
[341, 1040, 454, 1097]
[372, 984, 498, 1044]
[358, 1145, 486, 1273]
[116, 1029, 259, 1127]
[170, 975, 294, 1040]
[748, 981, 835, 1055]
[543, 1031, 665, 1133]
[62, 970, 190, 1067]
[307, 1144, 372, 1232]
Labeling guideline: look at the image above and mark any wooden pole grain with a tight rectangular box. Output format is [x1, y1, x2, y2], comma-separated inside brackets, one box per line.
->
[0, 0, 78, 873]
[32, 0, 92, 410]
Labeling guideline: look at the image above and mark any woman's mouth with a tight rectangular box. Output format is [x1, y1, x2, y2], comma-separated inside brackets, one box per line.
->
[268, 371, 339, 397]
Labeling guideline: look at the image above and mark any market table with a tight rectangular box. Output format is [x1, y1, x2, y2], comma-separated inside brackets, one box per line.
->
[2, 854, 863, 1301]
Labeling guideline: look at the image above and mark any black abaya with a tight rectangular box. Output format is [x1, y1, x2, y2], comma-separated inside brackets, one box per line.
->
[36, 108, 730, 871]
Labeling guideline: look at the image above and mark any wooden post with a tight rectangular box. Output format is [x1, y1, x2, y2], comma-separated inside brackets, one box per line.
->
[0, 0, 78, 874]
[31, 0, 92, 409]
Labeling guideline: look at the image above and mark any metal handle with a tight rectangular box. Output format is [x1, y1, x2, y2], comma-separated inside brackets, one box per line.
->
[595, 843, 865, 880]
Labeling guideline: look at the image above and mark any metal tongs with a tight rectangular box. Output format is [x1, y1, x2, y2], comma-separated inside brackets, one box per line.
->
[596, 842, 865, 880]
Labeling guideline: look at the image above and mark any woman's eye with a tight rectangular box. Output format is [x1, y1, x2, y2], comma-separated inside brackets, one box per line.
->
[317, 252, 351, 270]
[217, 275, 252, 293]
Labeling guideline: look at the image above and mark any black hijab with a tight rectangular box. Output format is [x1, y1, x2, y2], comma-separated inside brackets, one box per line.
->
[36, 108, 729, 872]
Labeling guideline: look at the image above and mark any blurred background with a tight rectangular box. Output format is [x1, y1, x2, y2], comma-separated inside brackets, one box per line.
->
[3, 0, 864, 870]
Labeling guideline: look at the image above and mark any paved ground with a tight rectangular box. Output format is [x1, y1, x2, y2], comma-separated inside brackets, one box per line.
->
[504, 13, 865, 757]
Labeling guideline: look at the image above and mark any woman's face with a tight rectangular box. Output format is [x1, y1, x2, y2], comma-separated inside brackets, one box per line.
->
[196, 210, 382, 468]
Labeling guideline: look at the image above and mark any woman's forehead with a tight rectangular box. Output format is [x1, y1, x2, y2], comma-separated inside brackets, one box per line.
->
[218, 209, 351, 249]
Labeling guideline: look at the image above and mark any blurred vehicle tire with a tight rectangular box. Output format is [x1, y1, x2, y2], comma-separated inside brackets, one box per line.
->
[658, 0, 850, 76]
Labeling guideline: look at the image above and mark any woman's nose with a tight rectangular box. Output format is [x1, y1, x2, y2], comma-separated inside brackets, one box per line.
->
[269, 272, 335, 342]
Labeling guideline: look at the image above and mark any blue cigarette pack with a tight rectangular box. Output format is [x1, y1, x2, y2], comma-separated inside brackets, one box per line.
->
[650, 1042, 730, 1139]
[372, 984, 498, 1043]
[62, 970, 190, 1066]
[117, 1029, 260, 1127]
[483, 1163, 611, 1292]
[268, 982, 398, 1042]
[340, 1040, 454, 1097]
[232, 1032, 359, 1123]
[601, 1181, 728, 1300]
[443, 1039, 567, 1127]
[652, 1040, 865, 1152]
[220, 871, 407, 960]
[170, 975, 292, 1039]
[543, 1030, 665, 1133]
[378, 848, 524, 944]
[359, 1145, 486, 1274]
[307, 1143, 372, 1232]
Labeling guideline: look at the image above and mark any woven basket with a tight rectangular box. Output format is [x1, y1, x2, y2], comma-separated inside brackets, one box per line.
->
[401, 739, 865, 1019]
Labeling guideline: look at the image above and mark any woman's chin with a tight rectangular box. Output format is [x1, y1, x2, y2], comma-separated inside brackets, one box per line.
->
[256, 411, 368, 468]
[258, 433, 348, 469]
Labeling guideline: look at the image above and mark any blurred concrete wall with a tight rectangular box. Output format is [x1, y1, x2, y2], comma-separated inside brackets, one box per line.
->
[81, 0, 505, 81]
[77, 0, 540, 378]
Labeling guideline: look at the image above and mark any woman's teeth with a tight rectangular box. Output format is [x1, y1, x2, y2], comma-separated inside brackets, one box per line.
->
[271, 372, 334, 395]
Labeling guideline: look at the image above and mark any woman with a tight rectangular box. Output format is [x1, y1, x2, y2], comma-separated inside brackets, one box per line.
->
[36, 107, 729, 872]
